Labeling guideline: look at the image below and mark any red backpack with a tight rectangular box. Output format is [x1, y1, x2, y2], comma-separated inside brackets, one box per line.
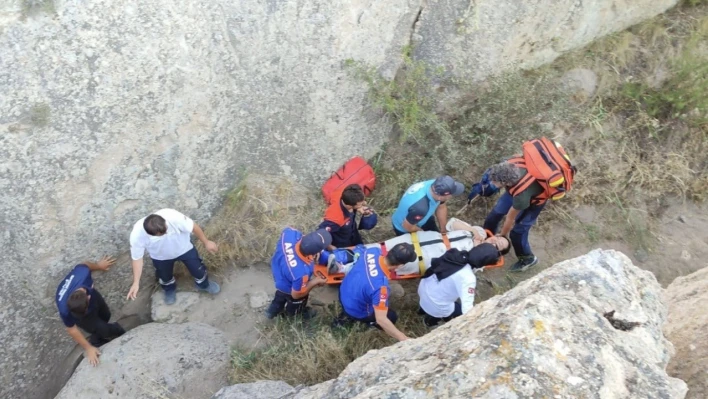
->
[322, 156, 376, 204]
[508, 137, 576, 204]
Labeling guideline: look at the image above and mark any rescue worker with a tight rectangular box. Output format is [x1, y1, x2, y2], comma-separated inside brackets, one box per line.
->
[483, 162, 545, 272]
[55, 256, 124, 366]
[417, 238, 510, 327]
[127, 208, 220, 305]
[336, 243, 417, 342]
[391, 175, 465, 236]
[319, 184, 377, 249]
[265, 227, 332, 319]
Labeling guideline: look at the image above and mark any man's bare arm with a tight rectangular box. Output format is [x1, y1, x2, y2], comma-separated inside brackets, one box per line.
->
[402, 219, 422, 233]
[83, 256, 116, 271]
[436, 203, 449, 233]
[291, 276, 327, 299]
[500, 208, 520, 236]
[126, 258, 143, 300]
[192, 223, 218, 253]
[66, 326, 101, 366]
[374, 308, 408, 341]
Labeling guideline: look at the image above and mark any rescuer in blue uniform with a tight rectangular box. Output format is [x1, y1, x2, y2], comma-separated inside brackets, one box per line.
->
[266, 227, 332, 319]
[55, 256, 124, 366]
[319, 184, 378, 248]
[336, 243, 417, 342]
[391, 175, 465, 236]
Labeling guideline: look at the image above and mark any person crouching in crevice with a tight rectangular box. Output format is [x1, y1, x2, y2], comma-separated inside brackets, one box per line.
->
[55, 256, 125, 366]
[265, 228, 331, 320]
[417, 236, 511, 327]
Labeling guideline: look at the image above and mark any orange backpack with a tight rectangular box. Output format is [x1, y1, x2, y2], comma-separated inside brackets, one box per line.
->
[508, 137, 576, 205]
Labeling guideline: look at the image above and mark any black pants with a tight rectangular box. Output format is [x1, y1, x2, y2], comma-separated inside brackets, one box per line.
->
[334, 309, 398, 330]
[266, 290, 309, 317]
[393, 217, 439, 236]
[418, 302, 462, 327]
[73, 290, 125, 347]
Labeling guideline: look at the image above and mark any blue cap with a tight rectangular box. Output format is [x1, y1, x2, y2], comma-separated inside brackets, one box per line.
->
[300, 229, 332, 255]
[433, 175, 465, 196]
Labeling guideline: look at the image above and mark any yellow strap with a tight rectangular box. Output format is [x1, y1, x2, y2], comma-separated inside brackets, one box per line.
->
[410, 232, 426, 275]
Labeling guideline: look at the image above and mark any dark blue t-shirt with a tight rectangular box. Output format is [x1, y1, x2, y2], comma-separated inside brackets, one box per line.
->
[55, 264, 95, 327]
[339, 247, 390, 319]
[270, 227, 315, 295]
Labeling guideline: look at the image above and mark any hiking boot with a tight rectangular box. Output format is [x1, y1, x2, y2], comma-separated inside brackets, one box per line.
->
[196, 281, 221, 295]
[164, 290, 177, 305]
[327, 253, 341, 274]
[510, 256, 538, 273]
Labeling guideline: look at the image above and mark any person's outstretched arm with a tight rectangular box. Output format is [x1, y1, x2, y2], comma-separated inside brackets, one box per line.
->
[374, 308, 408, 342]
[66, 326, 101, 366]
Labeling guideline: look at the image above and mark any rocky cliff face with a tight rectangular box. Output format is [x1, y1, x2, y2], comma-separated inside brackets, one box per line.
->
[0, 0, 679, 397]
[0, 1, 417, 397]
[285, 250, 686, 399]
[664, 266, 708, 399]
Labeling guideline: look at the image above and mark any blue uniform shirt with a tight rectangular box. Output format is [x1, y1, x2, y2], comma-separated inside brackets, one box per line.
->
[391, 180, 440, 232]
[55, 264, 95, 327]
[271, 227, 315, 295]
[340, 247, 390, 319]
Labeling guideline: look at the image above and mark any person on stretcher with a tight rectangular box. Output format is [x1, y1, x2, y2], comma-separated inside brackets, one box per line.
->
[323, 218, 510, 275]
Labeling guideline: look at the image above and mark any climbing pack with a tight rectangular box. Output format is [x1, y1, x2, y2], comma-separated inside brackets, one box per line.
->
[322, 156, 376, 204]
[508, 137, 576, 204]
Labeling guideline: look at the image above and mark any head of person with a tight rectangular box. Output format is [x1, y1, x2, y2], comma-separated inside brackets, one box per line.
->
[484, 235, 511, 255]
[488, 162, 523, 189]
[299, 229, 333, 257]
[341, 184, 366, 212]
[143, 214, 167, 236]
[67, 288, 89, 315]
[384, 243, 418, 269]
[431, 175, 465, 202]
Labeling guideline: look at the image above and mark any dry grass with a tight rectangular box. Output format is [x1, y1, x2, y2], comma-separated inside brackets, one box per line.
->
[230, 282, 428, 386]
[195, 174, 325, 274]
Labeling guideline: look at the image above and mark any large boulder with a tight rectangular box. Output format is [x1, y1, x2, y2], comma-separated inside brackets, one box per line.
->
[413, 0, 678, 82]
[664, 267, 708, 399]
[0, 1, 419, 397]
[55, 322, 230, 399]
[286, 250, 686, 398]
[212, 381, 295, 399]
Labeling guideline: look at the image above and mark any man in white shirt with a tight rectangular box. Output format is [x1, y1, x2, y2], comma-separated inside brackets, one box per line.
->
[127, 208, 220, 305]
[418, 239, 510, 327]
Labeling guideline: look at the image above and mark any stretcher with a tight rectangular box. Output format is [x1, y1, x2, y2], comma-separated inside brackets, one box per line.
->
[314, 226, 504, 284]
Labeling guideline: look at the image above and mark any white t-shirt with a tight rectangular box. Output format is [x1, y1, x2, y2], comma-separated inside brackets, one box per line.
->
[130, 209, 195, 261]
[418, 266, 476, 318]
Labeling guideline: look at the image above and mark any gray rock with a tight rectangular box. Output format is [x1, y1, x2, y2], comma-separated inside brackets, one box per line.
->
[665, 267, 708, 399]
[249, 291, 271, 309]
[55, 322, 230, 399]
[0, 1, 420, 396]
[151, 291, 201, 323]
[213, 381, 294, 399]
[388, 282, 405, 299]
[286, 250, 687, 398]
[562, 68, 599, 101]
[413, 0, 678, 82]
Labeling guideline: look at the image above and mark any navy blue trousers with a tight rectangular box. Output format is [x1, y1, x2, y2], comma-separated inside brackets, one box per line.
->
[151, 247, 210, 292]
[483, 192, 545, 258]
